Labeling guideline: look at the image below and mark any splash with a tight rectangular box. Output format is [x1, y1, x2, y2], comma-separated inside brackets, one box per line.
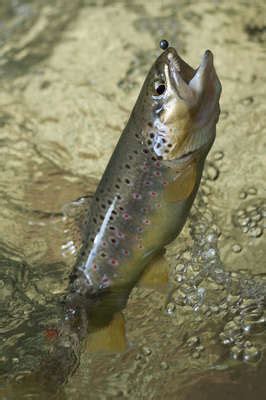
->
[166, 163, 266, 365]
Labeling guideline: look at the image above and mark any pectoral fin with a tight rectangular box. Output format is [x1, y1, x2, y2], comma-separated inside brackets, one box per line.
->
[85, 312, 127, 353]
[138, 252, 169, 292]
[61, 194, 94, 257]
[164, 161, 197, 203]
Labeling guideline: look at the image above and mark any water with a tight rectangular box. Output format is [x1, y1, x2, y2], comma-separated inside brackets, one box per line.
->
[0, 0, 265, 398]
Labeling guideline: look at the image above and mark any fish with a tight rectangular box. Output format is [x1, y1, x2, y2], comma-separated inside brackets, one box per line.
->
[4, 44, 221, 393]
[63, 46, 221, 333]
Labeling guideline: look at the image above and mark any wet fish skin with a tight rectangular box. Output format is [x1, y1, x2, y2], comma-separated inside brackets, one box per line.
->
[64, 46, 222, 332]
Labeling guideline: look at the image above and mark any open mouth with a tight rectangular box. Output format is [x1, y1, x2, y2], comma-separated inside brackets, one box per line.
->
[165, 48, 213, 105]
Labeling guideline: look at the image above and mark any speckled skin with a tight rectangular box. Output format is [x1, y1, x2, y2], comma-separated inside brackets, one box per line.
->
[65, 47, 221, 332]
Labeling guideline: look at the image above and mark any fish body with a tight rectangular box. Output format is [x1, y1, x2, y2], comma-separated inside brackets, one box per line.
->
[65, 47, 222, 331]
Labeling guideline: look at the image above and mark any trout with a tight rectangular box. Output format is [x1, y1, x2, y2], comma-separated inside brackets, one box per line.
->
[9, 44, 222, 391]
[64, 45, 221, 330]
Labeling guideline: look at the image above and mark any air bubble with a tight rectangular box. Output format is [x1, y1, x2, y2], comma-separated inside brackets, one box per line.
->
[206, 164, 219, 181]
[232, 244, 242, 253]
[248, 227, 263, 238]
[213, 151, 224, 161]
[239, 191, 247, 199]
[166, 302, 175, 315]
[243, 346, 261, 363]
[247, 187, 257, 195]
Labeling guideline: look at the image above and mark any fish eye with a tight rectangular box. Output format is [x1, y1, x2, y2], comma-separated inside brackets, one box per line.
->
[154, 82, 166, 95]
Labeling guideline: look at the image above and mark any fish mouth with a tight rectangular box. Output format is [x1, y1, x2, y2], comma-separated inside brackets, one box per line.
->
[152, 47, 221, 162]
[164, 47, 215, 106]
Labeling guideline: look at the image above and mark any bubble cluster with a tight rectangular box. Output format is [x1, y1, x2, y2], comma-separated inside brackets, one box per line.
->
[232, 198, 265, 238]
[166, 191, 266, 364]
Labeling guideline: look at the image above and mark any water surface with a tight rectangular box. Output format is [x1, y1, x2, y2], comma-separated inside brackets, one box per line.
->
[0, 0, 265, 398]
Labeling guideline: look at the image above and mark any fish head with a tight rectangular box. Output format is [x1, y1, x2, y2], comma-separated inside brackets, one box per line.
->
[137, 47, 222, 162]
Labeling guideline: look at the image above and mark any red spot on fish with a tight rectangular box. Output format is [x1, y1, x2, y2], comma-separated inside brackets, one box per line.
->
[92, 263, 98, 271]
[109, 258, 119, 266]
[133, 192, 142, 200]
[149, 191, 157, 197]
[155, 161, 161, 168]
[143, 219, 151, 225]
[154, 171, 161, 177]
[44, 328, 59, 340]
[110, 237, 118, 245]
[122, 249, 129, 256]
[123, 213, 131, 220]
